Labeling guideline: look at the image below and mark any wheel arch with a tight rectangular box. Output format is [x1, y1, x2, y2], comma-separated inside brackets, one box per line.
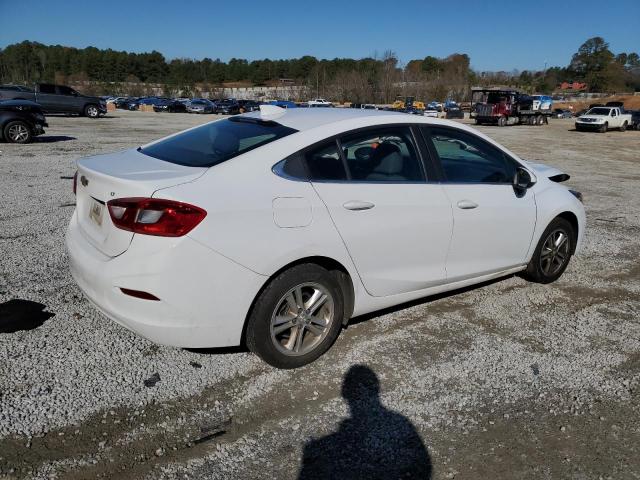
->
[556, 211, 579, 253]
[240, 255, 355, 346]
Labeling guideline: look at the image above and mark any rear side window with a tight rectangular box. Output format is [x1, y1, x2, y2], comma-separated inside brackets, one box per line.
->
[304, 141, 347, 181]
[426, 127, 516, 184]
[339, 127, 425, 182]
[139, 118, 297, 167]
[39, 84, 56, 94]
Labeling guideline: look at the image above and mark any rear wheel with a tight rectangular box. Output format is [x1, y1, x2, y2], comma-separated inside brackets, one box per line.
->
[498, 116, 507, 127]
[536, 115, 544, 125]
[246, 264, 344, 369]
[522, 217, 575, 284]
[620, 121, 627, 132]
[3, 121, 32, 144]
[84, 104, 100, 118]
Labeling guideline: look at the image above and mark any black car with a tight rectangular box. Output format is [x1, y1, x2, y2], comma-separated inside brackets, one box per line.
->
[153, 98, 187, 113]
[445, 106, 464, 119]
[0, 83, 106, 117]
[115, 97, 135, 109]
[214, 99, 241, 115]
[0, 100, 48, 143]
[238, 99, 262, 113]
[630, 110, 640, 130]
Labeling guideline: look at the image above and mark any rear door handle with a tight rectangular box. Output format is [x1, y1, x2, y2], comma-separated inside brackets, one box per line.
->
[343, 200, 375, 211]
[457, 200, 478, 210]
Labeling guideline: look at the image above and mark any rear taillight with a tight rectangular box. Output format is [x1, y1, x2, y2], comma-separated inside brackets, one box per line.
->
[107, 198, 206, 237]
[73, 171, 78, 195]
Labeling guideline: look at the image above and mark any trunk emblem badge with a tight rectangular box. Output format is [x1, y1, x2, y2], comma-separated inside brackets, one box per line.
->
[80, 175, 89, 187]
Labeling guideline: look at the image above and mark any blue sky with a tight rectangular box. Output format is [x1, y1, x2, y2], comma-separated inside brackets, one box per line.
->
[1, 0, 638, 71]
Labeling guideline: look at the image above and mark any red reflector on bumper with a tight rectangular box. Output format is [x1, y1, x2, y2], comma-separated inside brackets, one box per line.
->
[120, 288, 160, 301]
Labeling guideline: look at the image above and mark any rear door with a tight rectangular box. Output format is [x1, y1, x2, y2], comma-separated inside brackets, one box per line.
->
[35, 84, 60, 112]
[421, 126, 536, 280]
[309, 126, 453, 297]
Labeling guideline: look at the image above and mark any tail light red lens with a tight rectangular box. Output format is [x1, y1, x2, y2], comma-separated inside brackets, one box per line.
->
[107, 198, 206, 237]
[73, 171, 78, 195]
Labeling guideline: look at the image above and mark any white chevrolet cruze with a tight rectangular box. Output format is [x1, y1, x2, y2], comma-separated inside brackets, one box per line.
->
[67, 106, 585, 368]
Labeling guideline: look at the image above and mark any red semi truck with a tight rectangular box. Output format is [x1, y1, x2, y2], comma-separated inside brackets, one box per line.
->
[470, 87, 553, 126]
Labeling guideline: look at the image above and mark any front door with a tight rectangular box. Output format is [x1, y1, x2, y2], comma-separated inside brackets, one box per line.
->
[423, 126, 537, 281]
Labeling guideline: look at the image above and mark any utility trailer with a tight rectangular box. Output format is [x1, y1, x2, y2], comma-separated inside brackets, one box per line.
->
[470, 87, 553, 126]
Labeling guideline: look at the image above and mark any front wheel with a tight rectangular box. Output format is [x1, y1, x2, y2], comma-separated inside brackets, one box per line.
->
[522, 217, 575, 284]
[246, 264, 344, 369]
[3, 121, 32, 144]
[498, 116, 507, 127]
[84, 104, 100, 118]
[600, 122, 608, 133]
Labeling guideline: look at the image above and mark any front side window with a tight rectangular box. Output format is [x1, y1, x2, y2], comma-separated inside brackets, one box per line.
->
[57, 86, 75, 96]
[426, 127, 515, 184]
[339, 127, 425, 182]
[140, 117, 297, 167]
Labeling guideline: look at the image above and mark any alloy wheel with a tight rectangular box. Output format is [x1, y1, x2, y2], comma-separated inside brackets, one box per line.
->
[87, 106, 98, 117]
[270, 282, 335, 356]
[540, 229, 571, 276]
[8, 124, 29, 142]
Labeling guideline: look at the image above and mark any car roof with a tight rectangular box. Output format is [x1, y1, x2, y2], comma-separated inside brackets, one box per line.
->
[242, 107, 419, 131]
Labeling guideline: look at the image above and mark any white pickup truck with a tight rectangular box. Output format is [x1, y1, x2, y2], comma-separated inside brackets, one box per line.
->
[575, 106, 632, 132]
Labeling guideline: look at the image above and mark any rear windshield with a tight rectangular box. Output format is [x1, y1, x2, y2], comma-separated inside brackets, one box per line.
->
[139, 117, 298, 167]
[587, 108, 611, 116]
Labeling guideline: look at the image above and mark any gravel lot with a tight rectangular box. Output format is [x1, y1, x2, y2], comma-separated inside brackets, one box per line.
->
[0, 110, 639, 479]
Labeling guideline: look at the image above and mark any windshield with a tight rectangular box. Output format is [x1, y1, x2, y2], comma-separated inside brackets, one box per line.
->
[139, 117, 298, 167]
[587, 108, 611, 116]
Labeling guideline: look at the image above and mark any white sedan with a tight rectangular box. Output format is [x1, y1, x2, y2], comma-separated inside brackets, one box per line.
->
[66, 106, 585, 368]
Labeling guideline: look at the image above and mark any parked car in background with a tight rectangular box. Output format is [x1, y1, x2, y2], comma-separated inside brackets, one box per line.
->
[427, 101, 443, 112]
[575, 106, 631, 132]
[308, 98, 332, 106]
[553, 109, 573, 119]
[115, 97, 135, 109]
[424, 108, 439, 118]
[153, 98, 187, 113]
[66, 106, 585, 368]
[0, 84, 34, 93]
[445, 104, 464, 119]
[628, 110, 640, 130]
[0, 83, 106, 117]
[214, 99, 241, 115]
[0, 100, 48, 143]
[186, 99, 215, 114]
[269, 100, 297, 109]
[238, 100, 262, 113]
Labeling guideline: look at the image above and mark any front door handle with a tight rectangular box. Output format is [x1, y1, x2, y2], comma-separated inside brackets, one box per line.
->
[343, 200, 375, 211]
[457, 199, 478, 210]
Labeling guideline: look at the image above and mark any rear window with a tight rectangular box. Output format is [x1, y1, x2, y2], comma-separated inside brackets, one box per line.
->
[139, 117, 297, 167]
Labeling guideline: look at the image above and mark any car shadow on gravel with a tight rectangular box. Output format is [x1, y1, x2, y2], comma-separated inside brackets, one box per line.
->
[298, 365, 432, 479]
[348, 275, 512, 327]
[35, 136, 76, 143]
[0, 299, 55, 333]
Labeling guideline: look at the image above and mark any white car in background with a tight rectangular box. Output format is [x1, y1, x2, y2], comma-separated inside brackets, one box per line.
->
[67, 106, 585, 368]
[308, 98, 332, 106]
[575, 106, 631, 132]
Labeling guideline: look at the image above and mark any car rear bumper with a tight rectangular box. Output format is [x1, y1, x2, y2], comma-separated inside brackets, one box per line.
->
[66, 211, 266, 348]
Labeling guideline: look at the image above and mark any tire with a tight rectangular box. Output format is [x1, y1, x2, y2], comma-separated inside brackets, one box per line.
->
[246, 264, 345, 369]
[498, 116, 507, 127]
[620, 121, 627, 132]
[84, 104, 100, 118]
[3, 121, 32, 144]
[522, 217, 575, 284]
[536, 115, 544, 125]
[474, 118, 480, 125]
[600, 122, 608, 133]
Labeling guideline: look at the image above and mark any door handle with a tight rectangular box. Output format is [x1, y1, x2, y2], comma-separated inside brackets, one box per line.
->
[343, 200, 375, 211]
[457, 200, 478, 210]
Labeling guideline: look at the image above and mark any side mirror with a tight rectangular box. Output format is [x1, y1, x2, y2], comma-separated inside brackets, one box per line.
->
[513, 167, 536, 195]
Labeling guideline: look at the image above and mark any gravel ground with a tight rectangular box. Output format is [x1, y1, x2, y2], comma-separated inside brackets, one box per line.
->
[0, 111, 639, 479]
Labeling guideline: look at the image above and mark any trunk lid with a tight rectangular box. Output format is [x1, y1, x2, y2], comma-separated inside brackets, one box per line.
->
[75, 148, 206, 257]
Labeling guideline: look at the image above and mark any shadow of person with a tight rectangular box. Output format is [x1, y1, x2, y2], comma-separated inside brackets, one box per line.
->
[298, 365, 432, 479]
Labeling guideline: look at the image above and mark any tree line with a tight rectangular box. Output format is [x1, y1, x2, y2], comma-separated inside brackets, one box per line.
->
[0, 37, 637, 102]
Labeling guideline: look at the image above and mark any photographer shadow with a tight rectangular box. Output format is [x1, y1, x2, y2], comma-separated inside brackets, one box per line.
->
[299, 365, 432, 479]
